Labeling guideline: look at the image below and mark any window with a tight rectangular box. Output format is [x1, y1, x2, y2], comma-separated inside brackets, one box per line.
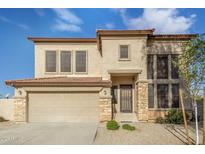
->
[76, 51, 87, 73]
[46, 51, 56, 72]
[157, 55, 168, 79]
[60, 51, 72, 73]
[148, 84, 154, 108]
[157, 84, 169, 108]
[172, 84, 179, 108]
[147, 55, 154, 79]
[171, 55, 179, 79]
[119, 45, 129, 59]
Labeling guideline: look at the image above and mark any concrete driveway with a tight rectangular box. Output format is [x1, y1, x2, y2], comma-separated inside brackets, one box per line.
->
[0, 122, 98, 145]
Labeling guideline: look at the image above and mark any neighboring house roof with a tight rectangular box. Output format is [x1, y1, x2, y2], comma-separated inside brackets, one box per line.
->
[5, 77, 112, 87]
[149, 34, 198, 41]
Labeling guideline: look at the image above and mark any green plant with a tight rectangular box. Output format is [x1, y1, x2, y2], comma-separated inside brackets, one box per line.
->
[165, 109, 183, 124]
[173, 34, 205, 144]
[155, 109, 190, 124]
[106, 120, 120, 130]
[155, 117, 165, 124]
[122, 124, 135, 131]
[165, 109, 189, 124]
[0, 117, 8, 122]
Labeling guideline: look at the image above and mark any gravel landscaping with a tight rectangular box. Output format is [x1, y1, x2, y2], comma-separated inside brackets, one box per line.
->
[0, 121, 203, 145]
[94, 122, 186, 145]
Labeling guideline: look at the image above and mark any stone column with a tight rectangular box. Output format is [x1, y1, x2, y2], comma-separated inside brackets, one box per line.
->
[99, 96, 112, 122]
[136, 81, 148, 121]
[99, 87, 112, 122]
[13, 97, 26, 122]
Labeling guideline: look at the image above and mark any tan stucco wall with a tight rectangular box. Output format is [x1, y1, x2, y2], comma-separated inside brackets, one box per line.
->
[0, 99, 14, 121]
[101, 37, 147, 80]
[34, 43, 102, 78]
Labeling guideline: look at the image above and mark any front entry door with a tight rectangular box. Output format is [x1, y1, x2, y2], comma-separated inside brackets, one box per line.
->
[120, 85, 132, 113]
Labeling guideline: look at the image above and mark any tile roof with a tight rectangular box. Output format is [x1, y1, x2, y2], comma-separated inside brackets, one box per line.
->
[5, 77, 112, 87]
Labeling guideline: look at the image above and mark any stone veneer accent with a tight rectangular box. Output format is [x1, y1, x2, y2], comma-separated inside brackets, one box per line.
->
[13, 97, 26, 122]
[136, 81, 148, 121]
[99, 96, 112, 122]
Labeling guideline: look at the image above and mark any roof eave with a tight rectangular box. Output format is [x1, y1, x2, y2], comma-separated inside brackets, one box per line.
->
[27, 37, 97, 43]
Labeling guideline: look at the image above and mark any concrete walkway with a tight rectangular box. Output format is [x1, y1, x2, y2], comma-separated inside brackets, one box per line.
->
[0, 122, 98, 145]
[94, 123, 185, 145]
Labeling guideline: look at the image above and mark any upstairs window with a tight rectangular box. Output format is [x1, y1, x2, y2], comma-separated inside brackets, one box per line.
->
[60, 51, 72, 73]
[147, 55, 154, 79]
[119, 45, 129, 60]
[76, 51, 87, 73]
[157, 55, 168, 79]
[46, 51, 56, 72]
[171, 55, 179, 79]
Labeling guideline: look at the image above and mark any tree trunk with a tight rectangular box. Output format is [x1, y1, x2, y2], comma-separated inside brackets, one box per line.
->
[194, 99, 199, 144]
[179, 88, 191, 145]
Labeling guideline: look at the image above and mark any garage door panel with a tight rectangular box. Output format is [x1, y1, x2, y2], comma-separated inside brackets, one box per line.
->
[28, 93, 99, 122]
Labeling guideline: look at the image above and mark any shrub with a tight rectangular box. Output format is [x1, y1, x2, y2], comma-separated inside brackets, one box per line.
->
[0, 117, 8, 122]
[155, 117, 165, 124]
[106, 120, 120, 130]
[122, 124, 136, 131]
[155, 109, 190, 124]
[165, 109, 189, 124]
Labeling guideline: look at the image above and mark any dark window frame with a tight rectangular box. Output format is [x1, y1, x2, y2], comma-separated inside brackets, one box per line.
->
[147, 55, 154, 79]
[45, 50, 57, 73]
[157, 55, 168, 79]
[171, 55, 179, 79]
[172, 84, 180, 108]
[75, 50, 87, 73]
[119, 45, 130, 60]
[60, 51, 72, 73]
[157, 84, 169, 108]
[148, 84, 154, 108]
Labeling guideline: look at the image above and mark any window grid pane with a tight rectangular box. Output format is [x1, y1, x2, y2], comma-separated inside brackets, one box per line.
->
[61, 51, 71, 72]
[172, 84, 179, 108]
[120, 45, 129, 59]
[46, 51, 56, 72]
[171, 55, 179, 79]
[157, 55, 168, 79]
[76, 51, 86, 72]
[147, 55, 154, 79]
[148, 84, 154, 108]
[157, 84, 169, 108]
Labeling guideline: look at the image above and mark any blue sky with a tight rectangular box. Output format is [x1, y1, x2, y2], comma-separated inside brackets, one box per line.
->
[0, 8, 205, 97]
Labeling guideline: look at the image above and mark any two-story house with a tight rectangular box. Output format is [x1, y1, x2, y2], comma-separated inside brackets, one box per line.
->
[5, 29, 196, 123]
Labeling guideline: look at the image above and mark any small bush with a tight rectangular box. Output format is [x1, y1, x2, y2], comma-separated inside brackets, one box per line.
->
[155, 109, 190, 124]
[165, 109, 188, 124]
[155, 117, 165, 124]
[122, 124, 136, 131]
[0, 117, 8, 122]
[106, 120, 120, 130]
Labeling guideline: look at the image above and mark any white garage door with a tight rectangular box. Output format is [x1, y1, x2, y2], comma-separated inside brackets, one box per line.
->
[28, 92, 99, 122]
